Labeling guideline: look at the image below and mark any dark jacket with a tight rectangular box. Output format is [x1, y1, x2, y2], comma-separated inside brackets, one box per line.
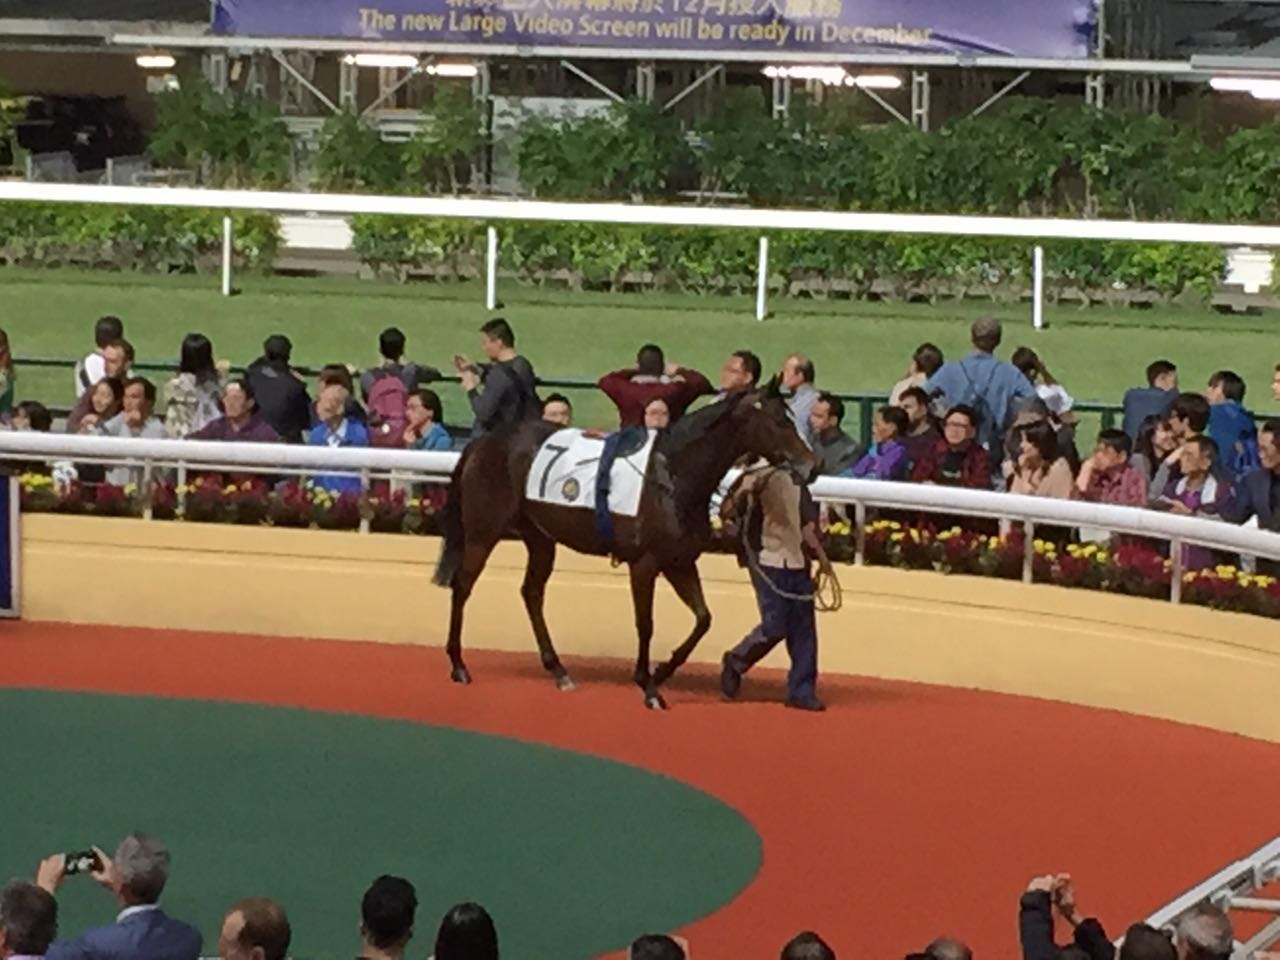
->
[1227, 466, 1280, 531]
[911, 438, 991, 489]
[1019, 891, 1114, 960]
[246, 357, 311, 444]
[812, 427, 863, 476]
[1122, 386, 1176, 438]
[469, 355, 539, 436]
[47, 906, 202, 960]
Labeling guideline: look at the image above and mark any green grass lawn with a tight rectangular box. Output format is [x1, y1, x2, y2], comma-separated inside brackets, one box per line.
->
[5, 267, 1280, 436]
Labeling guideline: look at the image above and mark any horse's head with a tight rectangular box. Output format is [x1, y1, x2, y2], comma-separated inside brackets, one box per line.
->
[729, 377, 818, 482]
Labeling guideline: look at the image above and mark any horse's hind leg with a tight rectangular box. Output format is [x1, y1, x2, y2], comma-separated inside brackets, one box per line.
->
[520, 526, 573, 690]
[646, 562, 712, 710]
[447, 537, 500, 684]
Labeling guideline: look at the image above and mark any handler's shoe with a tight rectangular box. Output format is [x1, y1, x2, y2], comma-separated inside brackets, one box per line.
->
[786, 695, 826, 712]
[720, 653, 742, 700]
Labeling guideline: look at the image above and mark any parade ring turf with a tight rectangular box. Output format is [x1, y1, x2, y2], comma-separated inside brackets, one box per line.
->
[0, 689, 760, 960]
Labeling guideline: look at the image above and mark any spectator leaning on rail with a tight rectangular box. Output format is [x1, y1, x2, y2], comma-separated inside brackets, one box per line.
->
[35, 834, 201, 960]
[1009, 421, 1075, 499]
[75, 315, 124, 400]
[888, 341, 944, 407]
[405, 389, 452, 451]
[1018, 874, 1113, 960]
[808, 392, 863, 477]
[847, 405, 909, 481]
[455, 318, 539, 437]
[925, 317, 1034, 461]
[1175, 904, 1234, 960]
[163, 334, 227, 440]
[598, 343, 713, 428]
[1205, 370, 1259, 481]
[781, 353, 820, 447]
[102, 377, 167, 488]
[1227, 419, 1280, 574]
[358, 876, 417, 960]
[246, 335, 311, 444]
[1075, 429, 1147, 507]
[0, 880, 57, 960]
[308, 374, 370, 494]
[1122, 360, 1178, 439]
[217, 898, 290, 960]
[189, 381, 280, 443]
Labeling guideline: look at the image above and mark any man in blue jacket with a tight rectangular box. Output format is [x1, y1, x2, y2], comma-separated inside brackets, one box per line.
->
[1206, 370, 1259, 480]
[36, 834, 200, 960]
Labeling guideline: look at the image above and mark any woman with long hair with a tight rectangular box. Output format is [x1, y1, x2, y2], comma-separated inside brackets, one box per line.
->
[0, 328, 16, 416]
[163, 333, 225, 438]
[74, 377, 124, 434]
[432, 902, 498, 960]
[1131, 413, 1180, 497]
[1009, 420, 1075, 499]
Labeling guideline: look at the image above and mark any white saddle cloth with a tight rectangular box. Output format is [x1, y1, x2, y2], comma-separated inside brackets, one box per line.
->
[525, 428, 656, 517]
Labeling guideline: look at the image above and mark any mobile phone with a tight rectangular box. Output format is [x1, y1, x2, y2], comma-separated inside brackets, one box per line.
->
[64, 850, 101, 875]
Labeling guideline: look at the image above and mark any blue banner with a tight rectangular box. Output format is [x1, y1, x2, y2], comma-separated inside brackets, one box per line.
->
[0, 476, 15, 616]
[214, 0, 1096, 58]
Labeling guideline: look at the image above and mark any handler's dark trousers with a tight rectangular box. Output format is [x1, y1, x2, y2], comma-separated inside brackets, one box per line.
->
[725, 566, 818, 701]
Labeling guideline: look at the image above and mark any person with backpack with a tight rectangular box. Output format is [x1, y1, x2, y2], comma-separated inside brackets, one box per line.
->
[360, 327, 441, 449]
[924, 317, 1035, 471]
[1206, 370, 1259, 481]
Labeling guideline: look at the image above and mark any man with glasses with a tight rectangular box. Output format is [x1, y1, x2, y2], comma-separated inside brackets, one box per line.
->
[910, 405, 990, 489]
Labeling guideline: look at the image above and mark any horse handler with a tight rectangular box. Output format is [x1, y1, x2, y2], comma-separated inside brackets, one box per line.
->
[719, 464, 833, 712]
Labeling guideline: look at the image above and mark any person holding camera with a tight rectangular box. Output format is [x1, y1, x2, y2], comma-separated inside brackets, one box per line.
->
[1019, 874, 1114, 960]
[34, 834, 200, 960]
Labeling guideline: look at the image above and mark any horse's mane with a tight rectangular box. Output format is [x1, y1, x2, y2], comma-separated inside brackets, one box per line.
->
[658, 396, 737, 457]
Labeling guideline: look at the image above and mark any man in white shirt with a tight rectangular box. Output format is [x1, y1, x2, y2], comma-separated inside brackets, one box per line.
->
[0, 880, 57, 960]
[74, 316, 124, 399]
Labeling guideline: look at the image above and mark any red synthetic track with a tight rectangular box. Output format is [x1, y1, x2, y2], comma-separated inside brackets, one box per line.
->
[4, 622, 1280, 960]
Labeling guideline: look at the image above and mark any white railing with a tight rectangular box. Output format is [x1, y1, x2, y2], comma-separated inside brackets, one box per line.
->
[1144, 836, 1280, 960]
[4, 181, 1280, 320]
[4, 432, 1280, 601]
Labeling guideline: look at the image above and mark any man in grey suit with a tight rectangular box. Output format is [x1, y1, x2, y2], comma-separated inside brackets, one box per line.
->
[35, 835, 200, 960]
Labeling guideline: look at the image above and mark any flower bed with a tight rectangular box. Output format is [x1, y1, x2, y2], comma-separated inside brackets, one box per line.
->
[17, 474, 443, 537]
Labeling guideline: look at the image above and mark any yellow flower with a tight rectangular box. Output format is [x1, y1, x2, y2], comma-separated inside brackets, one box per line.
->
[224, 485, 236, 494]
[890, 532, 905, 542]
[1216, 565, 1237, 577]
[241, 480, 253, 491]
[1096, 552, 1108, 564]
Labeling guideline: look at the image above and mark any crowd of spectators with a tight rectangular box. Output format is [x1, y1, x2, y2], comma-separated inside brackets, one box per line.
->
[0, 313, 1278, 568]
[0, 832, 1245, 960]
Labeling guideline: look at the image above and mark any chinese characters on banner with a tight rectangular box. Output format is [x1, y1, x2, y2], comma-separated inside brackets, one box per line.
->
[214, 0, 1097, 57]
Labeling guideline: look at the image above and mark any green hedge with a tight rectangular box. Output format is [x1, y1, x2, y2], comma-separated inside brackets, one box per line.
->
[347, 216, 1226, 300]
[0, 203, 280, 273]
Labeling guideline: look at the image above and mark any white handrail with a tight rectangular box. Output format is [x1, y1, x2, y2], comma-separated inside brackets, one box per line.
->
[4, 181, 1280, 246]
[3, 432, 1279, 561]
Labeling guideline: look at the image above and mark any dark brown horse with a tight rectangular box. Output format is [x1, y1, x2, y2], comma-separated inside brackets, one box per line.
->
[432, 385, 817, 709]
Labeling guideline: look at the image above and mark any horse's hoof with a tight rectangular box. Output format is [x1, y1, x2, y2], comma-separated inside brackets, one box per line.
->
[451, 666, 472, 685]
[556, 675, 577, 692]
[645, 693, 667, 711]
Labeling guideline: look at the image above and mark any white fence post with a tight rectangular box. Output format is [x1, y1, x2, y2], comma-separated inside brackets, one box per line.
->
[1032, 245, 1044, 331]
[221, 216, 234, 297]
[486, 226, 498, 311]
[756, 236, 769, 322]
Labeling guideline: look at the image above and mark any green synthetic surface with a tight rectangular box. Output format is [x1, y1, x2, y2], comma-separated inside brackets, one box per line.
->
[0, 690, 761, 960]
[4, 268, 1280, 436]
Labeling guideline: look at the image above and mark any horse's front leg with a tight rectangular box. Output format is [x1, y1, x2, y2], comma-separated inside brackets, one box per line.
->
[628, 556, 660, 698]
[647, 561, 712, 710]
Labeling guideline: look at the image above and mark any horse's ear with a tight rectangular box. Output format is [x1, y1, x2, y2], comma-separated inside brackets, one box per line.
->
[762, 374, 784, 400]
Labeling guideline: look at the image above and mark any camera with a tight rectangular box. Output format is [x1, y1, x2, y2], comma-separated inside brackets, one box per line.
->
[63, 850, 101, 876]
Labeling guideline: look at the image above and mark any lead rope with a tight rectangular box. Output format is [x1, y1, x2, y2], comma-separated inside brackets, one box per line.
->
[739, 484, 843, 613]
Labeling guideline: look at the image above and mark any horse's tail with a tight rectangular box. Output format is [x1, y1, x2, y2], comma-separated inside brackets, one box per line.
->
[432, 454, 466, 588]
